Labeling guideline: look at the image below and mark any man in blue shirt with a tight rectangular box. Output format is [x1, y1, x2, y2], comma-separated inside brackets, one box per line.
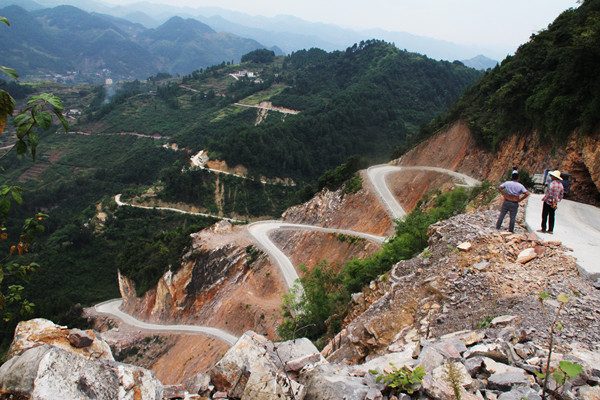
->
[496, 171, 530, 232]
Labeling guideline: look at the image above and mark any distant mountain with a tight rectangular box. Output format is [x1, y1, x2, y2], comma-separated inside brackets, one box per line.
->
[137, 16, 268, 75]
[460, 55, 498, 70]
[4, 0, 505, 60]
[0, 0, 43, 11]
[198, 11, 501, 60]
[0, 5, 156, 82]
[0, 5, 273, 82]
[425, 0, 600, 152]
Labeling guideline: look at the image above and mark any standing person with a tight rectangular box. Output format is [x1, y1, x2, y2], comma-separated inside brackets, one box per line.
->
[538, 170, 564, 234]
[496, 171, 530, 233]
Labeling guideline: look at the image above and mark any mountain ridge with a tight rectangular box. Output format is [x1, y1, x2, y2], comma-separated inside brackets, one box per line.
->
[0, 4, 273, 81]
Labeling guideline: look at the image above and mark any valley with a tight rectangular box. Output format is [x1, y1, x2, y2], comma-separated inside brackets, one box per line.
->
[2, 1, 600, 398]
[92, 161, 600, 386]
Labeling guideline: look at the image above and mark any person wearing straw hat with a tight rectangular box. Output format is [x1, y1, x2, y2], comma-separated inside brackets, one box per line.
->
[538, 170, 564, 234]
[496, 171, 530, 233]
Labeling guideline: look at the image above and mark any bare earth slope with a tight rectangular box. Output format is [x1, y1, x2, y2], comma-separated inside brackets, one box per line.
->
[398, 121, 600, 204]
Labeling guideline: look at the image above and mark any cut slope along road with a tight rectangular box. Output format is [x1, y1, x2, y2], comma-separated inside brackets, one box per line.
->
[96, 165, 483, 344]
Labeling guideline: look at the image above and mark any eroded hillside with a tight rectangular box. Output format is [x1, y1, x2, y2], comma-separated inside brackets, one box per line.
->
[399, 121, 600, 204]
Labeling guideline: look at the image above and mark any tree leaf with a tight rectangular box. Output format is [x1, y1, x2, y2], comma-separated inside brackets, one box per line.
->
[557, 293, 569, 303]
[0, 65, 18, 79]
[15, 140, 27, 155]
[0, 197, 10, 216]
[0, 90, 15, 134]
[13, 113, 32, 126]
[0, 16, 9, 26]
[10, 189, 22, 205]
[53, 109, 69, 132]
[538, 292, 550, 300]
[34, 111, 52, 130]
[40, 93, 63, 110]
[553, 369, 565, 386]
[559, 361, 583, 378]
[16, 123, 32, 139]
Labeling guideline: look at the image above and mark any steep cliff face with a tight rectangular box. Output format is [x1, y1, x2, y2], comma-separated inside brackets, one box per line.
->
[282, 172, 393, 236]
[114, 185, 389, 383]
[118, 221, 284, 335]
[398, 121, 600, 204]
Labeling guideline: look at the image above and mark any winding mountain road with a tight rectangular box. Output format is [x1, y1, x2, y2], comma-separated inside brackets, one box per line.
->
[248, 221, 386, 289]
[97, 165, 483, 344]
[114, 194, 243, 223]
[367, 165, 480, 219]
[94, 299, 238, 345]
[99, 164, 600, 344]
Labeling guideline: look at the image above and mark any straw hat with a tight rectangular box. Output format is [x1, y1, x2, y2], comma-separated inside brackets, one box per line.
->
[549, 170, 563, 180]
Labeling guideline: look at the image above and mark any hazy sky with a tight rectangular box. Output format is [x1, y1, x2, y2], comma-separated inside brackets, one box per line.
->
[102, 0, 579, 49]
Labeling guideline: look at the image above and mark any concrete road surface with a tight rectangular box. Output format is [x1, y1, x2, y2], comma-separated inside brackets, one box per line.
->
[525, 194, 600, 279]
[248, 221, 385, 289]
[95, 299, 239, 345]
[367, 165, 480, 220]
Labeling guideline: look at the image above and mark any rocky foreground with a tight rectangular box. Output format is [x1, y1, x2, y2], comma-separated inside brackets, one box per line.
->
[1, 204, 600, 399]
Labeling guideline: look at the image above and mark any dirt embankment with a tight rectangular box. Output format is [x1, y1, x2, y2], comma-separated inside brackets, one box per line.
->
[397, 121, 600, 204]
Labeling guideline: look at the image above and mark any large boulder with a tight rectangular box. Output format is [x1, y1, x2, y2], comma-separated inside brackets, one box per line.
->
[8, 318, 113, 361]
[209, 331, 306, 399]
[0, 345, 163, 399]
[299, 363, 375, 400]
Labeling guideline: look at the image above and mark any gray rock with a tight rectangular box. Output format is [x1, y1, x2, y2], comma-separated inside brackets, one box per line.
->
[242, 370, 306, 400]
[163, 385, 185, 399]
[285, 353, 323, 372]
[489, 315, 518, 328]
[578, 385, 600, 400]
[299, 363, 371, 400]
[421, 374, 481, 400]
[435, 338, 467, 358]
[593, 278, 600, 290]
[497, 387, 541, 400]
[365, 387, 383, 400]
[0, 345, 163, 399]
[488, 371, 531, 391]
[464, 342, 509, 364]
[68, 329, 95, 348]
[209, 331, 306, 399]
[184, 372, 212, 395]
[464, 357, 485, 377]
[275, 337, 322, 364]
[473, 260, 490, 271]
[416, 345, 444, 373]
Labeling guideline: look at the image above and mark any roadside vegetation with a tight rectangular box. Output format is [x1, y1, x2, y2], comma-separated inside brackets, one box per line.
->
[279, 182, 495, 347]
[417, 0, 600, 151]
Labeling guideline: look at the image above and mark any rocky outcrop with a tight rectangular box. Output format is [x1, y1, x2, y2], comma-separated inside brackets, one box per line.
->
[4, 318, 600, 400]
[8, 318, 113, 361]
[397, 121, 600, 204]
[324, 204, 600, 364]
[0, 345, 164, 400]
[282, 173, 393, 236]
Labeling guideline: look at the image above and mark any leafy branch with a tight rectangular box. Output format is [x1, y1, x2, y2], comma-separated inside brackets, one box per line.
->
[536, 292, 583, 399]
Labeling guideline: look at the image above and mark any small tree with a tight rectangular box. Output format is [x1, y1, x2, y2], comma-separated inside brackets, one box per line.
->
[1, 15, 68, 320]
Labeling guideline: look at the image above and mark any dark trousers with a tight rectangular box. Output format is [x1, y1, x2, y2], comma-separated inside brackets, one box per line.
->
[496, 200, 519, 232]
[541, 201, 556, 232]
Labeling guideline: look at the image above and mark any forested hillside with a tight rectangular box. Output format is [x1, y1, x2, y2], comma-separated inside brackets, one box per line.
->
[76, 40, 482, 182]
[0, 40, 481, 351]
[0, 5, 269, 82]
[426, 0, 600, 150]
[209, 41, 481, 180]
